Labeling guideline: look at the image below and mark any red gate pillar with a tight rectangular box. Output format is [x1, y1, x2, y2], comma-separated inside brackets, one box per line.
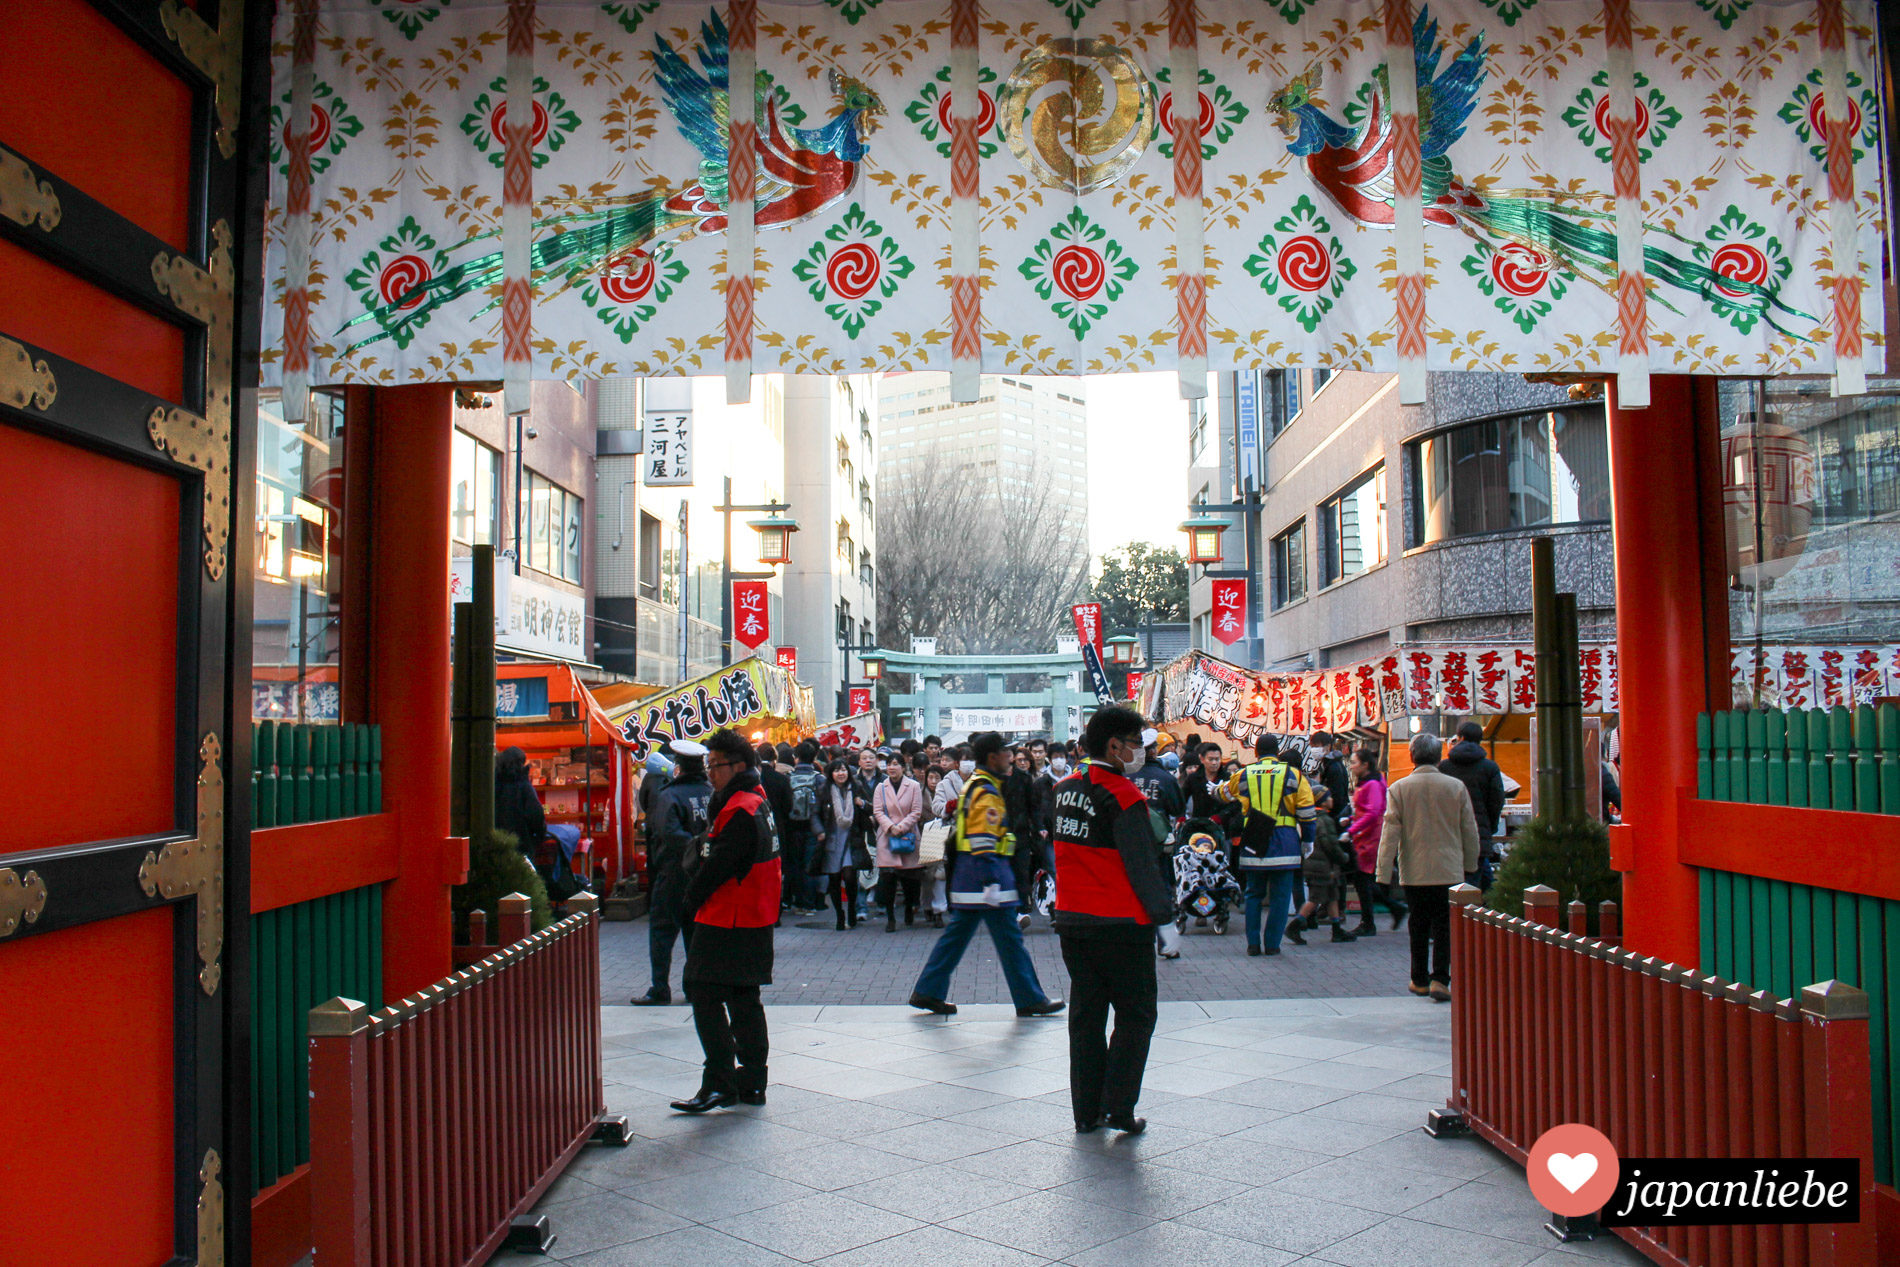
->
[1606, 375, 1711, 965]
[368, 384, 462, 998]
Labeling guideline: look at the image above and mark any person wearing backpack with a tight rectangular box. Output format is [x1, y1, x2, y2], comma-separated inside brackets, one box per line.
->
[1220, 732, 1317, 956]
[783, 740, 826, 915]
[632, 741, 712, 1006]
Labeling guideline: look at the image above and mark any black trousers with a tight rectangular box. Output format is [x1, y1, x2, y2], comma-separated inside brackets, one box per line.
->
[1405, 884, 1453, 987]
[827, 868, 860, 925]
[876, 869, 922, 918]
[690, 982, 769, 1094]
[1059, 930, 1158, 1125]
[647, 872, 686, 994]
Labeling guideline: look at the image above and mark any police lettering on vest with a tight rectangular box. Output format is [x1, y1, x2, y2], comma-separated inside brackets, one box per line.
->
[1050, 765, 1151, 923]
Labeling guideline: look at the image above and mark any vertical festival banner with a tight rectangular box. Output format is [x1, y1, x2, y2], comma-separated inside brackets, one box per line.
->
[775, 645, 797, 673]
[1209, 579, 1247, 646]
[848, 686, 873, 716]
[732, 579, 770, 650]
[1070, 603, 1103, 654]
[1126, 670, 1145, 704]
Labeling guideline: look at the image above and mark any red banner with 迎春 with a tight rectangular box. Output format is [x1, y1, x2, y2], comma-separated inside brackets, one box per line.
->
[775, 645, 797, 673]
[848, 686, 873, 716]
[1071, 603, 1103, 653]
[1126, 670, 1144, 703]
[1209, 579, 1247, 646]
[732, 580, 770, 649]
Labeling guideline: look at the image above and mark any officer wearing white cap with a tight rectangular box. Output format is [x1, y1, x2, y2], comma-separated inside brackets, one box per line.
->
[633, 740, 710, 1006]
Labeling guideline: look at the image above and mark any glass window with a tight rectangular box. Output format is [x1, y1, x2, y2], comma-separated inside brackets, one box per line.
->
[1722, 378, 1900, 705]
[254, 388, 348, 723]
[529, 474, 551, 573]
[523, 472, 582, 582]
[639, 512, 662, 597]
[1272, 518, 1307, 609]
[1320, 465, 1386, 586]
[563, 489, 583, 583]
[1410, 406, 1610, 545]
[451, 430, 499, 545]
[1312, 368, 1333, 394]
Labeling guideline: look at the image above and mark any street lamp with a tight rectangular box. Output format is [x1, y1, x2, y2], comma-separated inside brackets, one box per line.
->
[1180, 512, 1228, 566]
[1105, 635, 1138, 667]
[716, 477, 796, 666]
[861, 653, 885, 681]
[837, 639, 882, 719]
[749, 513, 798, 566]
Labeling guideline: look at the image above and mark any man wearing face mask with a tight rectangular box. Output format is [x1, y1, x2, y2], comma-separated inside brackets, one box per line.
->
[1051, 707, 1178, 1135]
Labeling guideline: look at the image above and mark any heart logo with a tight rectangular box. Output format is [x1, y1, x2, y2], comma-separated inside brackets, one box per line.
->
[1548, 1152, 1599, 1194]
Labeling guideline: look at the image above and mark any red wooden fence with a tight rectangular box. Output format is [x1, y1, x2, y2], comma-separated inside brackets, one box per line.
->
[307, 893, 628, 1265]
[1437, 884, 1878, 1267]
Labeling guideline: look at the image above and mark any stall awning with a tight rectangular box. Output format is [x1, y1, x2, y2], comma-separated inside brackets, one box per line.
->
[601, 655, 816, 760]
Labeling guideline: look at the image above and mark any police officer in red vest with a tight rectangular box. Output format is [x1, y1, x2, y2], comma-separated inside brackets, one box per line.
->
[671, 727, 782, 1113]
[1051, 706, 1178, 1134]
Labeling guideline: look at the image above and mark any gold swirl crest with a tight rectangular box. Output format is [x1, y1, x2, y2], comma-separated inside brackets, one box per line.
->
[999, 38, 1155, 195]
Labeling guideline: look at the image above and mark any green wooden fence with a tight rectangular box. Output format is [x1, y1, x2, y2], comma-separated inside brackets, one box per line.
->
[251, 883, 383, 1194]
[251, 721, 383, 827]
[1695, 704, 1900, 812]
[1700, 870, 1900, 1185]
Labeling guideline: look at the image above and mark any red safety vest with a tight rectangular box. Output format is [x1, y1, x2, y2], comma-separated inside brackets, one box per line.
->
[694, 787, 782, 929]
[1050, 764, 1151, 923]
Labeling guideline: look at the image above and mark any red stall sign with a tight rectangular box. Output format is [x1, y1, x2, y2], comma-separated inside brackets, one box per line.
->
[776, 645, 797, 673]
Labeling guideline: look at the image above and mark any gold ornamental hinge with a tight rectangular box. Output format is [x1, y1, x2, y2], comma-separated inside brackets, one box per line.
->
[0, 867, 48, 937]
[159, 1, 241, 161]
[196, 1149, 225, 1267]
[0, 146, 60, 231]
[0, 335, 57, 412]
[148, 222, 235, 582]
[140, 734, 225, 994]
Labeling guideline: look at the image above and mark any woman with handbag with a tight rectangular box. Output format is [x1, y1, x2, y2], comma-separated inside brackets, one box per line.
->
[872, 753, 925, 932]
[816, 760, 863, 930]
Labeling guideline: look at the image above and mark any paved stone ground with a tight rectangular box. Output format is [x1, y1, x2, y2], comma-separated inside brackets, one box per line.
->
[492, 998, 1646, 1267]
[602, 904, 1419, 1007]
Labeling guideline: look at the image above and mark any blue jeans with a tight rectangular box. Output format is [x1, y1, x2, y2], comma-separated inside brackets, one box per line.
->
[913, 908, 1049, 1009]
[1242, 869, 1297, 951]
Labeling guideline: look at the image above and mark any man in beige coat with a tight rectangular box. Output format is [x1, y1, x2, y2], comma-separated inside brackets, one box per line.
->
[1376, 733, 1481, 1002]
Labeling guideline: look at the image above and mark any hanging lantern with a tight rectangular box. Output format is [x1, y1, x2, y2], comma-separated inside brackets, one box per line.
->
[1181, 512, 1227, 566]
[861, 653, 885, 681]
[749, 513, 799, 566]
[1105, 634, 1138, 666]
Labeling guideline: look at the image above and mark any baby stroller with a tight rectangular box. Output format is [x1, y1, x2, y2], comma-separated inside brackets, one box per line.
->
[535, 823, 592, 906]
[1173, 820, 1242, 936]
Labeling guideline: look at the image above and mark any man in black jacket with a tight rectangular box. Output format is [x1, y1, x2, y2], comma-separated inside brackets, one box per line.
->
[1307, 732, 1353, 829]
[673, 729, 782, 1113]
[1440, 721, 1506, 888]
[755, 742, 799, 919]
[633, 741, 712, 1006]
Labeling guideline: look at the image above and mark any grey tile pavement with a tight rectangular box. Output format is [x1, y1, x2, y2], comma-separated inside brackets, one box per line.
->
[489, 998, 1648, 1267]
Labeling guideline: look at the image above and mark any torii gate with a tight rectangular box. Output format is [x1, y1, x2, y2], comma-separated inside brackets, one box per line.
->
[873, 650, 1096, 742]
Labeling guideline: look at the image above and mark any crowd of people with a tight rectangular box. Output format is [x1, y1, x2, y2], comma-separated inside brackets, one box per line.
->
[625, 709, 1508, 1127]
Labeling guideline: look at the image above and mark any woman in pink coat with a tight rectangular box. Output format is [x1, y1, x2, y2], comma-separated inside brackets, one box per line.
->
[1346, 746, 1391, 938]
[871, 753, 926, 932]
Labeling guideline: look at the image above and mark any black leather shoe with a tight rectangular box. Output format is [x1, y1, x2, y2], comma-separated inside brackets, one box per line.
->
[738, 1089, 767, 1105]
[1075, 1116, 1102, 1133]
[909, 992, 957, 1015]
[1016, 999, 1065, 1018]
[1102, 1113, 1147, 1135]
[669, 1088, 738, 1113]
[1351, 922, 1377, 938]
[1247, 944, 1263, 957]
[1262, 946, 1281, 956]
[1284, 924, 1307, 946]
[1331, 923, 1358, 943]
[630, 990, 672, 1006]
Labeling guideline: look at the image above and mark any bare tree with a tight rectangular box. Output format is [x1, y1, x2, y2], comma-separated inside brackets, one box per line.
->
[876, 445, 1089, 655]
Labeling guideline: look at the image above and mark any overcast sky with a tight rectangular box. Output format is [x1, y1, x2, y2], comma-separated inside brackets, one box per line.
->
[1083, 371, 1196, 564]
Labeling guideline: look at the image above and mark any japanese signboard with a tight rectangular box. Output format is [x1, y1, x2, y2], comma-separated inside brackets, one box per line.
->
[910, 637, 938, 656]
[452, 556, 586, 662]
[775, 646, 797, 674]
[1209, 579, 1247, 646]
[848, 687, 874, 716]
[731, 579, 770, 650]
[815, 710, 884, 750]
[1070, 604, 1103, 654]
[642, 410, 692, 486]
[608, 655, 813, 762]
[950, 708, 1047, 733]
[495, 675, 551, 719]
[1126, 671, 1144, 704]
[1079, 641, 1116, 706]
[1235, 371, 1259, 490]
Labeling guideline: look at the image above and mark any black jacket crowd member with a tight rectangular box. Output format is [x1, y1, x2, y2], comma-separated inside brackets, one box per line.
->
[632, 741, 712, 1006]
[672, 729, 782, 1113]
[1051, 706, 1176, 1135]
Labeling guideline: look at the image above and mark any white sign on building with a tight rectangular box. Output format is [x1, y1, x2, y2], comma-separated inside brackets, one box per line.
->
[643, 410, 692, 486]
[452, 558, 588, 662]
[910, 636, 937, 655]
[951, 708, 1046, 733]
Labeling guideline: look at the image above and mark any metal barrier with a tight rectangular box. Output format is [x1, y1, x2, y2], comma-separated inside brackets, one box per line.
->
[1433, 884, 1878, 1267]
[307, 893, 628, 1265]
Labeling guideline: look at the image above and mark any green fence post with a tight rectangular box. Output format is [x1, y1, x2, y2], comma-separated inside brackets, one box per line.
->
[1786, 705, 1809, 807]
[1831, 706, 1854, 810]
[1712, 711, 1733, 801]
[1763, 708, 1786, 805]
[1745, 708, 1768, 804]
[370, 724, 383, 813]
[1809, 709, 1833, 810]
[255, 720, 277, 829]
[1881, 704, 1900, 815]
[1696, 712, 1713, 799]
[341, 723, 357, 818]
[1855, 704, 1878, 813]
[1727, 709, 1746, 803]
[288, 725, 307, 824]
